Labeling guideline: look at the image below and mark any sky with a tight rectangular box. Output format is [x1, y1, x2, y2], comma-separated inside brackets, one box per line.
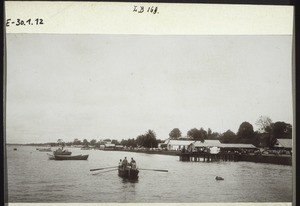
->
[6, 34, 293, 144]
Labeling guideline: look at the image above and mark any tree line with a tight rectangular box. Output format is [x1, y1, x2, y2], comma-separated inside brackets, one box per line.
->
[169, 116, 292, 147]
[51, 130, 163, 149]
[49, 116, 291, 148]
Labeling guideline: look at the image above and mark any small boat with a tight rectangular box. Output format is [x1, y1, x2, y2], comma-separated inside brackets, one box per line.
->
[215, 176, 224, 180]
[13, 148, 17, 151]
[54, 154, 89, 160]
[38, 148, 52, 152]
[53, 148, 72, 155]
[118, 166, 139, 179]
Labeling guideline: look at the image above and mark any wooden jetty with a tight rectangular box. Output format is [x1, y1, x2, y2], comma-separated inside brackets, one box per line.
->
[179, 152, 292, 165]
[179, 152, 239, 162]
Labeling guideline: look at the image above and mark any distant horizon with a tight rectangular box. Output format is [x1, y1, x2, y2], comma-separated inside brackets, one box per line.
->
[6, 34, 293, 144]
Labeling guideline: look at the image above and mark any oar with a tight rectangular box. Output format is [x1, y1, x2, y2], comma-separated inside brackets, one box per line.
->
[90, 166, 118, 171]
[139, 168, 168, 172]
[92, 168, 118, 175]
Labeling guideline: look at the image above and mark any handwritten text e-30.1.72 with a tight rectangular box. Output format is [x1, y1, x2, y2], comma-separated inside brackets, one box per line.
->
[133, 6, 158, 14]
[6, 18, 44, 27]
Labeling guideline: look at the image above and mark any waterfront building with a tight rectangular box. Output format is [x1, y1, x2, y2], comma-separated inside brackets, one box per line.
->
[273, 139, 292, 151]
[115, 145, 124, 150]
[98, 141, 117, 150]
[218, 143, 257, 153]
[188, 140, 222, 153]
[104, 143, 116, 150]
[164, 138, 257, 153]
[164, 139, 195, 151]
[188, 140, 256, 153]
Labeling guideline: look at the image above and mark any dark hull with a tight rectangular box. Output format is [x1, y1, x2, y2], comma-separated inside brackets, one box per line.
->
[118, 167, 139, 179]
[54, 154, 89, 160]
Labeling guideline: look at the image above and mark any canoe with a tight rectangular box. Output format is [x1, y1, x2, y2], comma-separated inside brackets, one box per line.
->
[118, 166, 139, 179]
[54, 154, 89, 160]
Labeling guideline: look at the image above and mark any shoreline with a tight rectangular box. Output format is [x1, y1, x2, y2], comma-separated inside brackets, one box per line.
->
[104, 149, 292, 166]
[104, 149, 180, 156]
[8, 145, 292, 166]
[238, 154, 292, 166]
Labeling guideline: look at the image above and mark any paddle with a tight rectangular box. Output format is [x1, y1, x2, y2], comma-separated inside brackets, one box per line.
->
[92, 168, 118, 175]
[139, 168, 168, 172]
[90, 166, 118, 171]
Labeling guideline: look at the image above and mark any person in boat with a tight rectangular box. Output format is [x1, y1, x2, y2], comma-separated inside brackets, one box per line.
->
[130, 158, 136, 169]
[57, 147, 62, 153]
[122, 157, 128, 169]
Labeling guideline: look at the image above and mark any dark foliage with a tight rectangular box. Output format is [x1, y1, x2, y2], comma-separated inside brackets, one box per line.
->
[169, 128, 182, 139]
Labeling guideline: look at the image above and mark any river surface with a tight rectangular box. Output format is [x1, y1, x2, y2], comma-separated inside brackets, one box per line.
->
[6, 145, 293, 203]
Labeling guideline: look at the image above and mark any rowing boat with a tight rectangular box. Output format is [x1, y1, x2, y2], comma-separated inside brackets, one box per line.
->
[118, 166, 139, 179]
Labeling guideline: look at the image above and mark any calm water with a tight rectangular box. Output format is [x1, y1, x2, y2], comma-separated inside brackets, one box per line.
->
[6, 145, 292, 203]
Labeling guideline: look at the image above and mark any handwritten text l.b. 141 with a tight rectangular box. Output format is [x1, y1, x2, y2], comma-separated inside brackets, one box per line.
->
[133, 6, 159, 14]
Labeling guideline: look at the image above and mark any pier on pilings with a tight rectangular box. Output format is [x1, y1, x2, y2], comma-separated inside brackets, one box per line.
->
[179, 153, 239, 162]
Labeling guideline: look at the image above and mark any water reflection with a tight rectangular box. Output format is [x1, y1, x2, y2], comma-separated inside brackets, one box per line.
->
[120, 177, 139, 184]
[120, 176, 138, 201]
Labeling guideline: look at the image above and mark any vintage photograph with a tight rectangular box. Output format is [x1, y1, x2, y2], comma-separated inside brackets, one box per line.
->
[5, 33, 293, 203]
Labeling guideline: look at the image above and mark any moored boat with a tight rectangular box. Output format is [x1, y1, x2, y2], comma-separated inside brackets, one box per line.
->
[54, 154, 89, 160]
[118, 166, 139, 179]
